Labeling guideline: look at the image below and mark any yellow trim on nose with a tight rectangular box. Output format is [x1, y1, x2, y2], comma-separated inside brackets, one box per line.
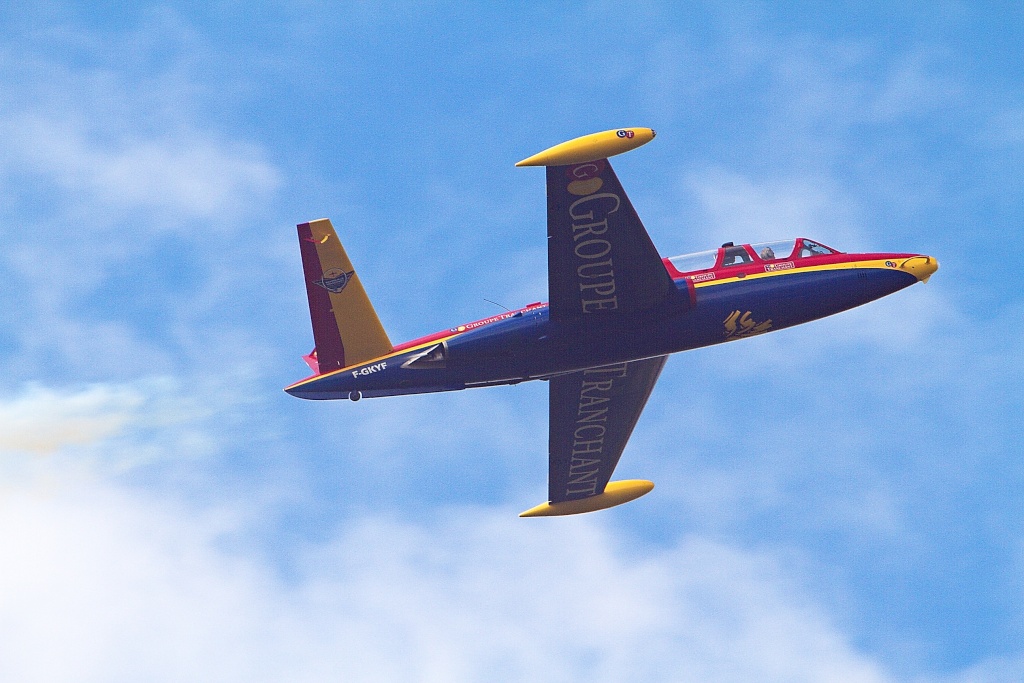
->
[898, 255, 939, 283]
[687, 257, 940, 289]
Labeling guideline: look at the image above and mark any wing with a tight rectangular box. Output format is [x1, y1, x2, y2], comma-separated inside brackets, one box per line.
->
[520, 355, 666, 516]
[545, 160, 686, 322]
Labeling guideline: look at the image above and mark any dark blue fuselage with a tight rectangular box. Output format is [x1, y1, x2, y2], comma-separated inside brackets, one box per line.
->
[285, 266, 918, 401]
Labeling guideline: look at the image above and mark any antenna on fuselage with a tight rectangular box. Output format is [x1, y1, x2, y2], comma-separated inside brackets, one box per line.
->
[484, 298, 512, 312]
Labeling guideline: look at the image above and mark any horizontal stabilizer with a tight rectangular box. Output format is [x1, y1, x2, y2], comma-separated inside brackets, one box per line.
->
[302, 349, 320, 374]
[519, 480, 654, 517]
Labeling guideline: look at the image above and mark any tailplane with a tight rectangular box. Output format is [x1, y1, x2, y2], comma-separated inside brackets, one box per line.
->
[297, 219, 393, 373]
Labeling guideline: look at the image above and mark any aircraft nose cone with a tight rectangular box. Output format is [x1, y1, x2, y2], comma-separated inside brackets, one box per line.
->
[899, 255, 939, 283]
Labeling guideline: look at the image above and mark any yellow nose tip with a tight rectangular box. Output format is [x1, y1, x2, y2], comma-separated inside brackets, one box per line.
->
[899, 255, 939, 283]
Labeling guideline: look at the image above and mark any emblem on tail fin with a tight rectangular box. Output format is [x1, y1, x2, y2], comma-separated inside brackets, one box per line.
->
[315, 268, 355, 294]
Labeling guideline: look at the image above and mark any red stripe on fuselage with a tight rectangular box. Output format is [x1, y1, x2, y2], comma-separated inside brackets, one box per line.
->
[392, 305, 546, 352]
[395, 253, 912, 354]
[662, 252, 916, 281]
[288, 252, 917, 392]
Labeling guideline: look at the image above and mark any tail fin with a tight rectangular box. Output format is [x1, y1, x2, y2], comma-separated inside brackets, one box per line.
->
[297, 219, 393, 373]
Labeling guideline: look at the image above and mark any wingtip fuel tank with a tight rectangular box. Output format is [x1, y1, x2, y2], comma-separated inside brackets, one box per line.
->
[515, 128, 656, 167]
[519, 479, 655, 517]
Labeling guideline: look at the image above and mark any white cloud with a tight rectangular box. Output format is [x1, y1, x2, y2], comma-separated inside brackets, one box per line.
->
[684, 279, 957, 381]
[0, 13, 287, 383]
[0, 345, 1017, 683]
[0, 379, 907, 682]
[0, 380, 230, 471]
[0, 383, 144, 454]
[942, 655, 1024, 683]
[0, 9, 1017, 682]
[3, 113, 280, 222]
[0, 372, 1008, 682]
[0, 10, 282, 237]
[864, 52, 962, 123]
[982, 109, 1024, 147]
[683, 168, 865, 249]
[3, 461, 1014, 683]
[625, 272, 994, 542]
[0, 466, 898, 683]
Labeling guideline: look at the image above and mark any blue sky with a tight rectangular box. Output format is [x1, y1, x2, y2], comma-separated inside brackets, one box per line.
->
[0, 2, 1021, 681]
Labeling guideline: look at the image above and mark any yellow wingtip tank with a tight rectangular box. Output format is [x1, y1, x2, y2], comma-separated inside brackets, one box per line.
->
[519, 479, 655, 517]
[515, 128, 656, 167]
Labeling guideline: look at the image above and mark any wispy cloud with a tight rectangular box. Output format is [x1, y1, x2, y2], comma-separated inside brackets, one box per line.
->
[0, 379, 233, 472]
[0, 9, 282, 227]
[3, 114, 280, 221]
[982, 108, 1024, 147]
[944, 655, 1024, 683]
[0, 369, 1017, 682]
[0, 16, 288, 383]
[0, 383, 143, 454]
[0, 466, 898, 683]
[0, 5, 1019, 681]
[2, 441, 1016, 683]
[682, 167, 866, 248]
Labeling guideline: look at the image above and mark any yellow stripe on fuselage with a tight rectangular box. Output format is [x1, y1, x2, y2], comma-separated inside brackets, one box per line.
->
[287, 259, 902, 392]
[688, 258, 900, 289]
[284, 334, 460, 391]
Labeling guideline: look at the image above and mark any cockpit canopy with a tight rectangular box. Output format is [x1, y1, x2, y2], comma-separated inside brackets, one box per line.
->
[667, 238, 839, 275]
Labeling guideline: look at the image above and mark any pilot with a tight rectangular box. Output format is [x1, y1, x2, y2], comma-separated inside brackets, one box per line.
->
[801, 240, 836, 257]
[721, 242, 736, 266]
[759, 246, 776, 260]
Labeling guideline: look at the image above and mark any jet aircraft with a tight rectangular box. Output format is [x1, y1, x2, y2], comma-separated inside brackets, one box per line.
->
[285, 128, 938, 516]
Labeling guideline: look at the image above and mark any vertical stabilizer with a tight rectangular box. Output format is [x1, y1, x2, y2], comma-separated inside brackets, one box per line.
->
[297, 219, 393, 373]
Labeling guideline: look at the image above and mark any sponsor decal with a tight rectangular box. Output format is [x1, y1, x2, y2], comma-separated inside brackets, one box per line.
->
[315, 268, 354, 294]
[351, 361, 387, 378]
[566, 162, 606, 194]
[565, 165, 620, 313]
[566, 160, 606, 180]
[764, 261, 795, 272]
[566, 362, 629, 498]
[451, 311, 519, 334]
[616, 129, 635, 139]
[885, 260, 896, 268]
[723, 310, 773, 340]
[689, 271, 716, 282]
[568, 178, 603, 196]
